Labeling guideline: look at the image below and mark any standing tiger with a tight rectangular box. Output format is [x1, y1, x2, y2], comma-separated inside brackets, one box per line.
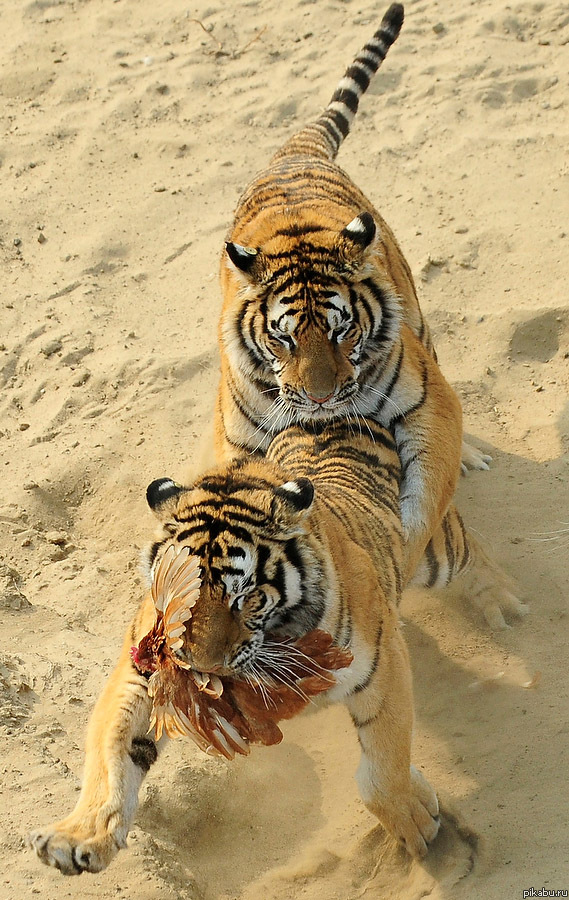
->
[31, 420, 448, 873]
[29, 418, 524, 876]
[216, 3, 491, 578]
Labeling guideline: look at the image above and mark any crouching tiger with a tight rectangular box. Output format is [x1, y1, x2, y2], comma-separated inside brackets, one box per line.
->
[29, 420, 522, 874]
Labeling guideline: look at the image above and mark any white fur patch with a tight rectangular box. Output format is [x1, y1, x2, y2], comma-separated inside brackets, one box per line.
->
[345, 215, 367, 234]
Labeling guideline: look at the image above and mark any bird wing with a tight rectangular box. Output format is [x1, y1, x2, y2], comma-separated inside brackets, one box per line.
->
[151, 545, 202, 652]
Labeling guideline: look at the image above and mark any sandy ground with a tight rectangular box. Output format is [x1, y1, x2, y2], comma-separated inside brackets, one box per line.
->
[1, 0, 568, 897]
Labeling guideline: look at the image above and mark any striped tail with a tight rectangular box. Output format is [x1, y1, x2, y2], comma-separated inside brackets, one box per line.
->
[274, 3, 404, 162]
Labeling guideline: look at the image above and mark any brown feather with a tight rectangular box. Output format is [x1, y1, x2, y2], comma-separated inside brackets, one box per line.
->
[132, 548, 353, 758]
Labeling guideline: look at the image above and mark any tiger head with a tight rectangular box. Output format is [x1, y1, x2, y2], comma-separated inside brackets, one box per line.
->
[222, 210, 401, 423]
[143, 471, 324, 676]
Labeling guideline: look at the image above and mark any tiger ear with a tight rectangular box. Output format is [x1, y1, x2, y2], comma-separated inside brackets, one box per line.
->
[225, 241, 259, 280]
[341, 211, 377, 250]
[147, 478, 185, 517]
[271, 478, 314, 528]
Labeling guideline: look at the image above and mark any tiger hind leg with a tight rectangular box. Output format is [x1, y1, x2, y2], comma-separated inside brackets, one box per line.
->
[409, 505, 528, 629]
[29, 599, 157, 875]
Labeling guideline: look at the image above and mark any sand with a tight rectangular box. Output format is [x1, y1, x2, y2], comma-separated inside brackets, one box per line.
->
[1, 0, 568, 897]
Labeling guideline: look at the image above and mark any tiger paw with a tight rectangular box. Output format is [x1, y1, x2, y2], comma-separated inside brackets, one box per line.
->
[472, 583, 529, 630]
[367, 767, 440, 859]
[28, 811, 126, 875]
[400, 766, 441, 857]
[461, 439, 492, 474]
[459, 538, 529, 629]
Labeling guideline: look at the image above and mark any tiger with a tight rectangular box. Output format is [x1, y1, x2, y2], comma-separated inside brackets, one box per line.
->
[215, 2, 491, 580]
[29, 417, 525, 876]
[30, 420, 441, 874]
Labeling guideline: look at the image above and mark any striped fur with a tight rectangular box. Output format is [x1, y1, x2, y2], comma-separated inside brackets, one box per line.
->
[215, 3, 480, 579]
[29, 419, 525, 875]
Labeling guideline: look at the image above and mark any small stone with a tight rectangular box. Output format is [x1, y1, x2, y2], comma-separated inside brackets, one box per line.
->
[0, 591, 32, 610]
[154, 185, 167, 193]
[72, 369, 90, 387]
[19, 423, 30, 431]
[45, 530, 67, 546]
[23, 482, 38, 491]
[13, 237, 22, 247]
[37, 232, 47, 244]
[433, 22, 445, 34]
[50, 548, 70, 562]
[41, 339, 62, 357]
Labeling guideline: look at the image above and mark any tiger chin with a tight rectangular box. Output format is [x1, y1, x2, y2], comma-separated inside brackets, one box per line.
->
[30, 420, 446, 875]
[215, 2, 491, 557]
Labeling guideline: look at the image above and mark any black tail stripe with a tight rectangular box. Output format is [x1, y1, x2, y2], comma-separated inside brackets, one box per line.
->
[346, 64, 371, 92]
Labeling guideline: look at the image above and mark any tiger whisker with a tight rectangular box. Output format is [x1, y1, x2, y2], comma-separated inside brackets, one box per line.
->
[364, 385, 406, 419]
[257, 647, 329, 680]
[254, 656, 316, 704]
[245, 661, 277, 710]
[351, 397, 377, 444]
[261, 641, 335, 678]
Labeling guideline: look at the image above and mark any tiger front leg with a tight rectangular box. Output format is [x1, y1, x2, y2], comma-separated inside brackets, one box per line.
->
[391, 334, 463, 580]
[347, 621, 440, 857]
[29, 598, 159, 875]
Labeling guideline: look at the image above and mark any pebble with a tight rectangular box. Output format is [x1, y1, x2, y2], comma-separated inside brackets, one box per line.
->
[45, 530, 67, 546]
[41, 339, 63, 357]
[433, 22, 446, 34]
[23, 482, 38, 491]
[19, 423, 30, 431]
[1, 591, 32, 610]
[72, 369, 90, 387]
[37, 233, 47, 245]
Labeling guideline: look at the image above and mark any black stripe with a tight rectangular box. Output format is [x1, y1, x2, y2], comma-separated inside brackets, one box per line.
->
[391, 358, 429, 424]
[351, 621, 383, 694]
[129, 737, 158, 773]
[361, 41, 386, 67]
[146, 540, 161, 568]
[256, 543, 271, 582]
[284, 538, 305, 591]
[370, 343, 404, 417]
[346, 63, 370, 92]
[457, 512, 471, 573]
[424, 540, 440, 589]
[270, 558, 287, 599]
[326, 108, 350, 139]
[331, 87, 359, 114]
[441, 514, 456, 585]
[350, 710, 381, 729]
[272, 223, 328, 238]
[316, 116, 342, 148]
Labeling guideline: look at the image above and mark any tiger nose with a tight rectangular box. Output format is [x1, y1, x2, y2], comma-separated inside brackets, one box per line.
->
[306, 390, 334, 404]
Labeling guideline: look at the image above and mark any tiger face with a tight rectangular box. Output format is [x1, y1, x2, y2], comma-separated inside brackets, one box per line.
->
[223, 211, 401, 423]
[144, 474, 324, 676]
